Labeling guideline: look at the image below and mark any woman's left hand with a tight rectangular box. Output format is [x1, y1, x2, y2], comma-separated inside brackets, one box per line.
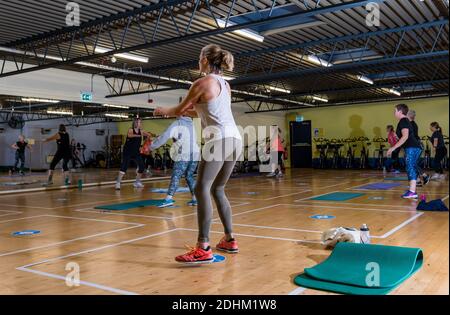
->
[387, 148, 393, 157]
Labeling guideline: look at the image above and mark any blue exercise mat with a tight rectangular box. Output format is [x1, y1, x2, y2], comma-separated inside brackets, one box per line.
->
[151, 187, 190, 193]
[310, 192, 365, 201]
[357, 182, 402, 190]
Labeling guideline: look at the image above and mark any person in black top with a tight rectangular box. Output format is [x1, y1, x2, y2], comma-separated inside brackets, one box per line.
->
[11, 135, 32, 175]
[429, 122, 447, 179]
[407, 110, 430, 186]
[43, 124, 72, 185]
[115, 118, 152, 190]
[387, 104, 424, 199]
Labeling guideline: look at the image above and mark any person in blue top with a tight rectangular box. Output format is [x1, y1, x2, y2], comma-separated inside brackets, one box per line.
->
[151, 116, 200, 208]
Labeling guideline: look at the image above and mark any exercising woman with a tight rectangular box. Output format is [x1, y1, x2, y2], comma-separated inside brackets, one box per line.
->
[429, 122, 447, 180]
[386, 125, 400, 173]
[115, 117, 152, 190]
[43, 124, 72, 185]
[150, 116, 200, 208]
[407, 110, 430, 186]
[11, 135, 32, 175]
[266, 127, 285, 178]
[154, 44, 242, 264]
[387, 104, 423, 199]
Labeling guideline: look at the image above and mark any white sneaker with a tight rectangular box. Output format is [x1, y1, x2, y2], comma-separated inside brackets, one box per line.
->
[133, 181, 144, 188]
[431, 173, 440, 180]
[276, 172, 284, 178]
[266, 172, 276, 177]
[439, 174, 446, 180]
[115, 182, 121, 190]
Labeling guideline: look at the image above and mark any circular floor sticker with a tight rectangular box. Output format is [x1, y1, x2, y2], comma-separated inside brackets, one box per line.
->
[212, 254, 226, 263]
[12, 230, 41, 236]
[310, 215, 335, 220]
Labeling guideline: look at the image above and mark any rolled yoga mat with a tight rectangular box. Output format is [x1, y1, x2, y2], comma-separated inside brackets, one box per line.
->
[294, 242, 423, 295]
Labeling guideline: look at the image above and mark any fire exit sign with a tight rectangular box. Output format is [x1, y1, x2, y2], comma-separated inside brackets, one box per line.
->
[80, 91, 93, 102]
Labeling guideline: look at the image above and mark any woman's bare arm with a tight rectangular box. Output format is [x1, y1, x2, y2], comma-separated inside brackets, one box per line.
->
[154, 80, 204, 117]
[44, 133, 60, 143]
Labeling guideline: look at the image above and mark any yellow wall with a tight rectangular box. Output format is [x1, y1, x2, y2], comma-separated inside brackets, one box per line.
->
[116, 118, 176, 138]
[286, 97, 449, 164]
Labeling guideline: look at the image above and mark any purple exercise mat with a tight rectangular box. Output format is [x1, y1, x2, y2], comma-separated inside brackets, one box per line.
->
[357, 182, 402, 190]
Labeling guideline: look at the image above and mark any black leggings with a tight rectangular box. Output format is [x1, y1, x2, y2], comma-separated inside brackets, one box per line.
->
[50, 150, 71, 171]
[120, 153, 145, 173]
[434, 147, 447, 174]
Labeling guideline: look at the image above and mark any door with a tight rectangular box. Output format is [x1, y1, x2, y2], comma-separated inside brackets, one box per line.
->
[290, 120, 312, 168]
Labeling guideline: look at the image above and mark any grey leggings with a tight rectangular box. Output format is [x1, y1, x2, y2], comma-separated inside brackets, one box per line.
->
[195, 137, 242, 243]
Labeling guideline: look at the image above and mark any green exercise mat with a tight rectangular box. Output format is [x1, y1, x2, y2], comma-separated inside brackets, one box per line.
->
[95, 199, 165, 210]
[294, 242, 423, 295]
[384, 177, 408, 181]
[310, 192, 365, 201]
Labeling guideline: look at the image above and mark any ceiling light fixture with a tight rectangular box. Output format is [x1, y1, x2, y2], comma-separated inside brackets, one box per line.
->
[95, 47, 149, 63]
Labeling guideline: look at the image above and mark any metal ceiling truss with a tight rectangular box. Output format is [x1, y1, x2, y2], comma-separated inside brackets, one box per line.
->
[233, 79, 450, 103]
[103, 20, 448, 100]
[0, 0, 383, 79]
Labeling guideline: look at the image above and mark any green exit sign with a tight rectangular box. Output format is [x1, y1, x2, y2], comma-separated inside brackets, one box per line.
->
[80, 92, 93, 102]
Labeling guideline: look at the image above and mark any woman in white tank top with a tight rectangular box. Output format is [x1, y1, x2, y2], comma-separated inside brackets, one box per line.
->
[154, 44, 242, 264]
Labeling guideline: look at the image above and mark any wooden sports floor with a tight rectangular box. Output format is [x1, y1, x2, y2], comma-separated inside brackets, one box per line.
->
[0, 169, 448, 295]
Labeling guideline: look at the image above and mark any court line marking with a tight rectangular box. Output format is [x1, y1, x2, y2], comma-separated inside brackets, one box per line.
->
[289, 203, 414, 213]
[442, 195, 449, 201]
[295, 190, 340, 202]
[17, 227, 317, 296]
[295, 200, 416, 209]
[178, 228, 321, 244]
[0, 215, 144, 258]
[213, 203, 423, 239]
[16, 229, 179, 295]
[288, 287, 307, 295]
[372, 212, 424, 239]
[15, 267, 139, 295]
[0, 209, 22, 218]
[0, 176, 172, 196]
[74, 202, 251, 220]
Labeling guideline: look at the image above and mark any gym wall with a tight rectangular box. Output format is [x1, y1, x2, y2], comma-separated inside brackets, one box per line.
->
[115, 102, 287, 150]
[285, 96, 449, 166]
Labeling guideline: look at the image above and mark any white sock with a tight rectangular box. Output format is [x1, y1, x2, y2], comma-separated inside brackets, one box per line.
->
[165, 195, 173, 200]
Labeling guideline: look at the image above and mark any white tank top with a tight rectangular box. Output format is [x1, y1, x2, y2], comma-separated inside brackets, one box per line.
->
[195, 74, 242, 141]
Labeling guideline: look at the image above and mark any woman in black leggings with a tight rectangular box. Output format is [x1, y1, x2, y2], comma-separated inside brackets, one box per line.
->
[43, 124, 72, 185]
[115, 118, 152, 190]
[430, 122, 447, 180]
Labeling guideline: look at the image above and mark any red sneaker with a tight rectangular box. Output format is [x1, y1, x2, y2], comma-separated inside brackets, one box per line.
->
[216, 237, 239, 253]
[175, 245, 214, 264]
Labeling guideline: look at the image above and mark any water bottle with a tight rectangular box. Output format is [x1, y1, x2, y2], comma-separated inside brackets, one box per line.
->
[78, 179, 83, 190]
[360, 224, 371, 244]
[382, 166, 386, 176]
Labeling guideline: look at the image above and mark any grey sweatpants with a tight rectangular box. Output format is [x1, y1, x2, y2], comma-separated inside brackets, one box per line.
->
[195, 137, 242, 243]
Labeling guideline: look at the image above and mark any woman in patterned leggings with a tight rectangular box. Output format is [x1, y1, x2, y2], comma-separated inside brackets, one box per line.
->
[150, 116, 200, 208]
[387, 104, 424, 199]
